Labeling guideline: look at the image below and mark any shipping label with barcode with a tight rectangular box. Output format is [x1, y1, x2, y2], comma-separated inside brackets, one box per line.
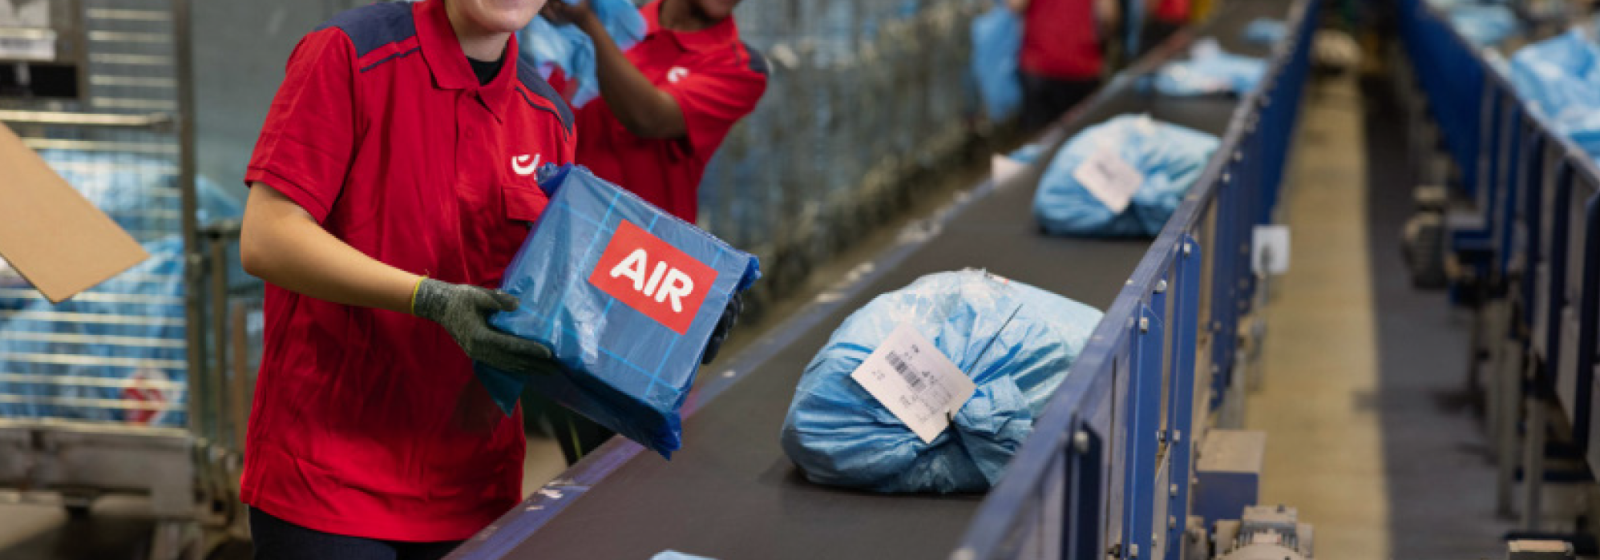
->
[850, 322, 977, 444]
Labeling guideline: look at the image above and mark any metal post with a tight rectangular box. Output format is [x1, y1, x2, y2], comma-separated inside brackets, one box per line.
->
[1522, 393, 1546, 532]
[1495, 315, 1521, 518]
[172, 0, 205, 442]
[1164, 238, 1202, 560]
[1124, 302, 1164, 559]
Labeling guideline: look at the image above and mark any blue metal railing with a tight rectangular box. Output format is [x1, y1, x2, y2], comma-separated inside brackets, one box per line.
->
[951, 1, 1319, 558]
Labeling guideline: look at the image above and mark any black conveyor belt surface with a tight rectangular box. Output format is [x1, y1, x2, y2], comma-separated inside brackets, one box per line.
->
[464, 2, 1291, 558]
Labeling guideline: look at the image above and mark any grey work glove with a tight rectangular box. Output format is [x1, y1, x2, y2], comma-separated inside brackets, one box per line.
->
[412, 278, 558, 375]
[701, 292, 743, 365]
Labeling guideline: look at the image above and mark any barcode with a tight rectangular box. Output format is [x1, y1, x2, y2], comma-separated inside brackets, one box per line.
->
[886, 351, 923, 391]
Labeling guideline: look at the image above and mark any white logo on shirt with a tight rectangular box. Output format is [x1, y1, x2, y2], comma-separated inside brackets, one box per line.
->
[512, 154, 541, 176]
[667, 67, 690, 84]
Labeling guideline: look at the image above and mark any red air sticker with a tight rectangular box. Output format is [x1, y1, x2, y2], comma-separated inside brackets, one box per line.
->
[589, 220, 719, 335]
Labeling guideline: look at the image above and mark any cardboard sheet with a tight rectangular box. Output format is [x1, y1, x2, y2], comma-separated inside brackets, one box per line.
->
[0, 123, 150, 302]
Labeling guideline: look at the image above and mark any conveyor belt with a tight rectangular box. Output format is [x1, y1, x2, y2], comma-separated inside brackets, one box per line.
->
[451, 3, 1293, 558]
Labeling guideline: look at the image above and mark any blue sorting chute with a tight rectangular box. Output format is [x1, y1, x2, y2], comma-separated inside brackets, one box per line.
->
[970, 4, 1023, 120]
[520, 0, 647, 108]
[780, 270, 1102, 493]
[1034, 114, 1220, 237]
[481, 164, 760, 458]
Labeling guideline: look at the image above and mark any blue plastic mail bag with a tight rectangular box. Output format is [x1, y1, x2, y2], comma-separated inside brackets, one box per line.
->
[970, 4, 1023, 120]
[1509, 29, 1600, 159]
[480, 164, 760, 458]
[520, 0, 647, 108]
[780, 270, 1102, 493]
[1153, 38, 1267, 97]
[0, 237, 187, 426]
[1034, 114, 1220, 237]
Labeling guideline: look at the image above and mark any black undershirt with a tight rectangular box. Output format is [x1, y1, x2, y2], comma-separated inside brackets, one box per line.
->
[468, 54, 503, 86]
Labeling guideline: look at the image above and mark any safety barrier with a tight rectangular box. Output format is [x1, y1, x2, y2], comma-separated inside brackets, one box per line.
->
[1395, 0, 1600, 534]
[951, 0, 1318, 558]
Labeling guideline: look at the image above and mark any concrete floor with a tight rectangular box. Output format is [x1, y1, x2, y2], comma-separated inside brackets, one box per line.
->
[1245, 71, 1515, 558]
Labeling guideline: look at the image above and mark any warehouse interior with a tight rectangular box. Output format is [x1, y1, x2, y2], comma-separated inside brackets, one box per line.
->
[1, 0, 1599, 559]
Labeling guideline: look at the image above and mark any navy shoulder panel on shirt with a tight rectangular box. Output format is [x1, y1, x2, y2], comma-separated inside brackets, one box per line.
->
[739, 42, 770, 76]
[515, 54, 575, 134]
[314, 2, 416, 58]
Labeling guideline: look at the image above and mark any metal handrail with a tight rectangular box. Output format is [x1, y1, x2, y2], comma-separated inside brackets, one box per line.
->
[0, 109, 173, 129]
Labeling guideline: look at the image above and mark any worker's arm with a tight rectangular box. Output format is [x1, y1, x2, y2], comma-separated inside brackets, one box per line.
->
[1007, 0, 1029, 13]
[241, 183, 556, 373]
[543, 2, 688, 138]
[1096, 0, 1121, 39]
[241, 183, 418, 313]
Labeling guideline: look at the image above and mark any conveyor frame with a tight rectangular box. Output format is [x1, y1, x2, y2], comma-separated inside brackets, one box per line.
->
[1395, 0, 1600, 534]
[448, 0, 1320, 558]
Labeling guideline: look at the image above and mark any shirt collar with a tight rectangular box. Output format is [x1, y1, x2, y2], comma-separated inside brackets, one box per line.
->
[641, 0, 739, 54]
[415, 0, 519, 119]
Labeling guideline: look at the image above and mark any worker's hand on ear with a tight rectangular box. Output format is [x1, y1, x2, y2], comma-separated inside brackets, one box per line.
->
[701, 293, 743, 365]
[412, 278, 559, 375]
[541, 0, 597, 29]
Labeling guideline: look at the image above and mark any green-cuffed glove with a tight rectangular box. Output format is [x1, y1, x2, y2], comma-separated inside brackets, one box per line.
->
[412, 278, 558, 375]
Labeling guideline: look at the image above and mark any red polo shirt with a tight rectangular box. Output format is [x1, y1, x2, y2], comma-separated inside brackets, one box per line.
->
[1155, 0, 1192, 23]
[240, 0, 575, 541]
[554, 0, 767, 222]
[1020, 0, 1103, 79]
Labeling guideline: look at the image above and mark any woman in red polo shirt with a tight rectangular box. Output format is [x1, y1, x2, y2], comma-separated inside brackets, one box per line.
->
[238, 0, 572, 557]
[536, 0, 766, 463]
[1010, 0, 1119, 133]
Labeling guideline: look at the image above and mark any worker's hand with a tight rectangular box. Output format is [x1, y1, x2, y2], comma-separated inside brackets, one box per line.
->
[701, 292, 743, 365]
[541, 0, 597, 29]
[412, 278, 558, 375]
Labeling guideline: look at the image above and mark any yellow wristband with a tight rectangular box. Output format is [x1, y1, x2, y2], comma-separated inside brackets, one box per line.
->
[409, 276, 427, 315]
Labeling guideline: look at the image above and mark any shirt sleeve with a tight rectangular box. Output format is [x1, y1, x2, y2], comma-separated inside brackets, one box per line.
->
[661, 59, 767, 158]
[244, 29, 358, 223]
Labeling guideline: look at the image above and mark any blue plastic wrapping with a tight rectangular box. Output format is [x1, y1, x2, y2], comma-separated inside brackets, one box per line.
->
[1243, 18, 1287, 45]
[780, 270, 1102, 493]
[1447, 4, 1518, 47]
[1034, 114, 1220, 237]
[481, 164, 760, 458]
[1509, 29, 1600, 159]
[970, 5, 1023, 120]
[0, 238, 188, 426]
[1153, 39, 1267, 97]
[519, 0, 647, 108]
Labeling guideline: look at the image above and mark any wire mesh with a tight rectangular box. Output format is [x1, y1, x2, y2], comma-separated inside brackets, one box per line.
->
[699, 0, 989, 299]
[0, 0, 203, 430]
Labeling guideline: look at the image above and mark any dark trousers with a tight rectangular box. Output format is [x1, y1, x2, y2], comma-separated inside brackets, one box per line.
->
[1020, 73, 1102, 134]
[1141, 18, 1184, 55]
[250, 508, 463, 560]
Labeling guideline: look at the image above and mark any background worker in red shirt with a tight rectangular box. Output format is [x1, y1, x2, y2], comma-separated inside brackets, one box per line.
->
[1010, 0, 1119, 133]
[237, 0, 573, 557]
[1143, 0, 1192, 53]
[537, 0, 766, 463]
